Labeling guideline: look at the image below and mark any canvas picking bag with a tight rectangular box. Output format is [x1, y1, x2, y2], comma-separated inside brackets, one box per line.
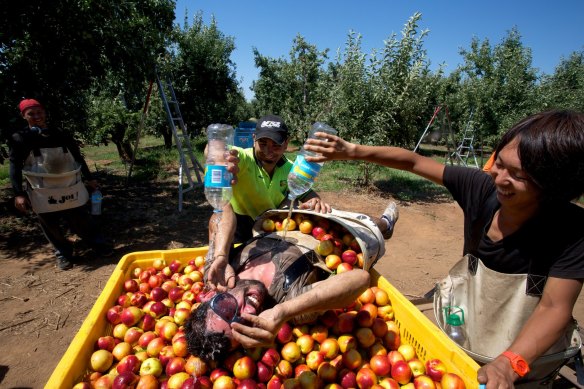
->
[253, 208, 385, 271]
[22, 147, 89, 213]
[434, 254, 581, 383]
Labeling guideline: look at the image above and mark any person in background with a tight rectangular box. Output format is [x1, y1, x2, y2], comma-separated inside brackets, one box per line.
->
[8, 99, 112, 270]
[302, 110, 584, 388]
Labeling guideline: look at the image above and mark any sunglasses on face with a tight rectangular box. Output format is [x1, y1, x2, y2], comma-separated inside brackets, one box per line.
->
[209, 292, 243, 324]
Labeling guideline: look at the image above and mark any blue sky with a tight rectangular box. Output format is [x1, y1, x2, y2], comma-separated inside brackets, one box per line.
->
[175, 1, 584, 101]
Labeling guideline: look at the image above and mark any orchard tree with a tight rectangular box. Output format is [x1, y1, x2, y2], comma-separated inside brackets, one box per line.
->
[170, 12, 247, 135]
[539, 50, 584, 112]
[455, 28, 539, 147]
[0, 0, 175, 143]
[252, 35, 329, 140]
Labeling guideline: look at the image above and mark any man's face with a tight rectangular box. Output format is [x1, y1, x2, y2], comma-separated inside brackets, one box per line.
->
[201, 280, 268, 347]
[22, 106, 47, 128]
[254, 137, 288, 165]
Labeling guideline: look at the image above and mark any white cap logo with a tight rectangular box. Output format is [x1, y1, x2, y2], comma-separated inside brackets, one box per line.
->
[261, 121, 281, 129]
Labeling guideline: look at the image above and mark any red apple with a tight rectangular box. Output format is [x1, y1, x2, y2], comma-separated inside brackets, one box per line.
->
[96, 335, 116, 352]
[107, 305, 124, 324]
[311, 226, 326, 240]
[369, 354, 391, 376]
[339, 369, 358, 388]
[172, 335, 188, 357]
[261, 347, 281, 367]
[121, 306, 144, 327]
[391, 360, 412, 385]
[378, 377, 400, 389]
[138, 331, 157, 349]
[319, 338, 340, 359]
[233, 355, 257, 380]
[440, 373, 465, 389]
[425, 359, 447, 382]
[123, 326, 144, 345]
[277, 322, 294, 344]
[148, 274, 163, 289]
[355, 327, 376, 348]
[408, 358, 426, 378]
[256, 361, 273, 383]
[130, 292, 149, 307]
[136, 374, 159, 389]
[398, 344, 416, 361]
[296, 334, 315, 354]
[150, 286, 167, 302]
[168, 286, 184, 302]
[112, 341, 132, 361]
[317, 362, 338, 383]
[112, 371, 138, 389]
[281, 342, 302, 363]
[341, 249, 358, 266]
[117, 354, 140, 374]
[124, 279, 139, 293]
[356, 367, 377, 389]
[336, 263, 353, 274]
[139, 313, 156, 332]
[306, 350, 325, 371]
[146, 337, 166, 357]
[341, 349, 363, 371]
[165, 356, 186, 376]
[414, 375, 437, 389]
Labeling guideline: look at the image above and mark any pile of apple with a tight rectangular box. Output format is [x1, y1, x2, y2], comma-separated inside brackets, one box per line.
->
[72, 255, 467, 389]
[260, 213, 364, 272]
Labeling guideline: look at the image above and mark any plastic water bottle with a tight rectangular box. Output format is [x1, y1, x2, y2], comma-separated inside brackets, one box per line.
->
[204, 124, 234, 212]
[91, 188, 103, 215]
[443, 306, 470, 349]
[287, 122, 338, 200]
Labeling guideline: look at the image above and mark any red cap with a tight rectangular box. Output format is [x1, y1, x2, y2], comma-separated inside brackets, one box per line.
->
[19, 99, 43, 114]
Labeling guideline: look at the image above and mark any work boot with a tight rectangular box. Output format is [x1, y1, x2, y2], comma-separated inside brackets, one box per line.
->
[381, 201, 399, 239]
[56, 254, 73, 270]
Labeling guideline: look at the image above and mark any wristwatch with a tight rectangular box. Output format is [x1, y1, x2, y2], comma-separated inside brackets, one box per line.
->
[502, 351, 530, 377]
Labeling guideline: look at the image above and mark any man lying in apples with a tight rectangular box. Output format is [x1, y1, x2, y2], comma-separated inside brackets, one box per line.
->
[184, 206, 397, 361]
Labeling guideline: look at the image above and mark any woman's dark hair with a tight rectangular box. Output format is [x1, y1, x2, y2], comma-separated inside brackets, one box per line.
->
[494, 110, 584, 203]
[184, 302, 232, 362]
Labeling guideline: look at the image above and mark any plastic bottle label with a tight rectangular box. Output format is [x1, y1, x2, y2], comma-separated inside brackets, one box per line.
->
[204, 165, 231, 188]
[291, 155, 321, 181]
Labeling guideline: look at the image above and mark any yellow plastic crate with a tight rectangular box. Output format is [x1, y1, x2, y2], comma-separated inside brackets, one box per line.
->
[46, 248, 480, 388]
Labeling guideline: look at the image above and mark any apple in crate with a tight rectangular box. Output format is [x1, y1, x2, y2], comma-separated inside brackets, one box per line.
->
[441, 373, 465, 389]
[90, 349, 114, 373]
[425, 358, 447, 382]
[355, 367, 377, 389]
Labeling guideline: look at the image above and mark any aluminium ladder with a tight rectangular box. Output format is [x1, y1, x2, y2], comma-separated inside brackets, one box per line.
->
[448, 111, 479, 168]
[156, 73, 205, 211]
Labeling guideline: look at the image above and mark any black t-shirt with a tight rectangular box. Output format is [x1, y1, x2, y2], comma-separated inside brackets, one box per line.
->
[443, 165, 584, 279]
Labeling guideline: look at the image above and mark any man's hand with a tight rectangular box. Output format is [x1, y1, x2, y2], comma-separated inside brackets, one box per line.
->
[14, 195, 30, 213]
[206, 255, 236, 292]
[303, 132, 356, 163]
[226, 149, 240, 185]
[230, 307, 284, 348]
[298, 197, 332, 213]
[477, 355, 519, 388]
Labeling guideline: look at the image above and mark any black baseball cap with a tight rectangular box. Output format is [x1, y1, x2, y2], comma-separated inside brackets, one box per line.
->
[255, 114, 289, 145]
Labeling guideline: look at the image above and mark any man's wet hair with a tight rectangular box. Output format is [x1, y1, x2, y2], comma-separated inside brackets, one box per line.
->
[184, 301, 232, 362]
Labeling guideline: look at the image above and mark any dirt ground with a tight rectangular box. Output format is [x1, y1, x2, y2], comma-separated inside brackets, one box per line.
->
[0, 171, 582, 388]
